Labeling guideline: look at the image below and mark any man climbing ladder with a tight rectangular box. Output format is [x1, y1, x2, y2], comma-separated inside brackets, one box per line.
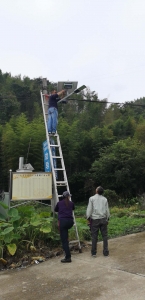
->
[41, 80, 86, 254]
[47, 88, 65, 134]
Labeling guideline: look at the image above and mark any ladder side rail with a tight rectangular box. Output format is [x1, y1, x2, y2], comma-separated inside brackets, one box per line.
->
[41, 90, 81, 251]
[56, 134, 70, 190]
[56, 136, 81, 250]
[40, 91, 58, 201]
[73, 212, 81, 250]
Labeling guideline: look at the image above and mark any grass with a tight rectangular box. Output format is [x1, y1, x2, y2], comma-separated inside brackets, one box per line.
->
[15, 202, 145, 243]
[69, 204, 145, 242]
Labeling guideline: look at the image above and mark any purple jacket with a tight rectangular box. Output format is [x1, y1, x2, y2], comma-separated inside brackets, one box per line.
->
[55, 199, 75, 220]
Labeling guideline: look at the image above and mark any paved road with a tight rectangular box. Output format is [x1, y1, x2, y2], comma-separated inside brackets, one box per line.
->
[0, 232, 145, 300]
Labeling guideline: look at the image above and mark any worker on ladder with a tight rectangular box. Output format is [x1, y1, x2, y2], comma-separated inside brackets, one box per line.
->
[46, 88, 65, 135]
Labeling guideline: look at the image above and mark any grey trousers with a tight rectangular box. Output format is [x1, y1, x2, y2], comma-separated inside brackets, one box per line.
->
[91, 218, 109, 255]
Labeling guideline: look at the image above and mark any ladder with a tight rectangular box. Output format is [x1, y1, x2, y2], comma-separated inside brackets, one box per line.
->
[40, 90, 82, 253]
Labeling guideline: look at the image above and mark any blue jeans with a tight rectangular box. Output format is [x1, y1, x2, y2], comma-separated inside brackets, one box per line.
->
[47, 107, 58, 133]
[59, 218, 74, 258]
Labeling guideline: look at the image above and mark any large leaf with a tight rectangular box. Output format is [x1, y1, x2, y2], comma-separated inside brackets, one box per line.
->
[30, 216, 42, 226]
[1, 227, 14, 235]
[0, 214, 7, 221]
[0, 202, 8, 209]
[39, 212, 51, 218]
[11, 215, 21, 222]
[8, 208, 19, 218]
[10, 233, 21, 240]
[18, 205, 35, 217]
[4, 233, 14, 244]
[22, 223, 30, 228]
[7, 244, 17, 256]
[40, 225, 51, 233]
[0, 222, 10, 227]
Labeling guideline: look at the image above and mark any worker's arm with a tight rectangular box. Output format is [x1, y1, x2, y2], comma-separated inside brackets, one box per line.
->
[86, 197, 93, 219]
[44, 94, 50, 100]
[54, 202, 59, 212]
[57, 90, 66, 97]
[105, 200, 110, 222]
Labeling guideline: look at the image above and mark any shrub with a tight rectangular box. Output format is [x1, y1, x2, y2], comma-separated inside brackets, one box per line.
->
[104, 189, 119, 206]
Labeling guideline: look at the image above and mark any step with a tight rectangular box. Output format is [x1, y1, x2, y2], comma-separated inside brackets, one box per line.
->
[69, 240, 79, 244]
[54, 168, 65, 171]
[52, 156, 62, 159]
[50, 144, 60, 147]
[56, 181, 67, 186]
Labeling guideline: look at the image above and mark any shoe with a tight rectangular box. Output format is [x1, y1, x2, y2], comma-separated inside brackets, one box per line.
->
[48, 132, 51, 134]
[61, 258, 71, 263]
[91, 254, 96, 257]
[103, 251, 109, 256]
[52, 132, 56, 135]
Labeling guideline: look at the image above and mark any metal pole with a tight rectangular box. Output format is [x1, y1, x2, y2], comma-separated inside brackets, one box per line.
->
[9, 169, 12, 209]
[42, 78, 48, 122]
[19, 157, 24, 170]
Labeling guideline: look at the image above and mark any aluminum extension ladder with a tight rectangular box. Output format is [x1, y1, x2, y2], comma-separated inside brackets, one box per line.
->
[40, 90, 82, 253]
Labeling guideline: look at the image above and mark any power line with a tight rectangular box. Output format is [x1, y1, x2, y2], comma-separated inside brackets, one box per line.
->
[68, 98, 145, 108]
[0, 95, 145, 108]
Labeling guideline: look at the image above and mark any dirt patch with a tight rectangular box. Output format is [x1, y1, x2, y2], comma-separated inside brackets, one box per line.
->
[0, 243, 87, 271]
[1, 224, 145, 272]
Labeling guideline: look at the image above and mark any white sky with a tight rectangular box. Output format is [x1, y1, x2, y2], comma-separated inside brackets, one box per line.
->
[0, 0, 145, 103]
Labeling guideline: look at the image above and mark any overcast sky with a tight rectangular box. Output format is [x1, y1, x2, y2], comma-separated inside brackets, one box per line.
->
[1, 0, 145, 103]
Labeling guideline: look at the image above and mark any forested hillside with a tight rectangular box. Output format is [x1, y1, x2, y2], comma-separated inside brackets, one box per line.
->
[0, 70, 145, 202]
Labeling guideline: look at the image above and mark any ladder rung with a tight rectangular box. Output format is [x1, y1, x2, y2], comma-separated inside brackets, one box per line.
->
[56, 180, 67, 183]
[56, 181, 67, 186]
[48, 133, 58, 136]
[41, 91, 81, 250]
[69, 240, 79, 244]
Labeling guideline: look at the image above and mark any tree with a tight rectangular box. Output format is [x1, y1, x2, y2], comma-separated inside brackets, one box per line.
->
[90, 138, 145, 198]
[134, 121, 145, 144]
[0, 94, 20, 124]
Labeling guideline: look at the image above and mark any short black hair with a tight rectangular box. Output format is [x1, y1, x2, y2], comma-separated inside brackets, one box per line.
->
[51, 88, 57, 92]
[97, 186, 104, 195]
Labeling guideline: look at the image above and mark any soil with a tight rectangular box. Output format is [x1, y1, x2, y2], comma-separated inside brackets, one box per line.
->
[0, 243, 85, 271]
[1, 224, 145, 271]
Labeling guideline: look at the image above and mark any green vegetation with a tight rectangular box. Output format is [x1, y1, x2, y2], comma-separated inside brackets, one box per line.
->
[70, 205, 145, 242]
[0, 202, 145, 261]
[0, 69, 145, 203]
[0, 204, 59, 259]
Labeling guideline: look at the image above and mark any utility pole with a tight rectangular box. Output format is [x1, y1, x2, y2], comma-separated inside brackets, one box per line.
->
[42, 78, 48, 121]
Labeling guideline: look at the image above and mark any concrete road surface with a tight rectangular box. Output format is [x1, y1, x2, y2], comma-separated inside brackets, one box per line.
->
[0, 232, 145, 300]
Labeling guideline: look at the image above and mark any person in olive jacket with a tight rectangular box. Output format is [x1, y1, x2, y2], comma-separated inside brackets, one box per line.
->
[86, 186, 110, 257]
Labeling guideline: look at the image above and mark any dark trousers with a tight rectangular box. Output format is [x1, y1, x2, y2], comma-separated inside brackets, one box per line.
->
[59, 218, 74, 259]
[91, 218, 109, 255]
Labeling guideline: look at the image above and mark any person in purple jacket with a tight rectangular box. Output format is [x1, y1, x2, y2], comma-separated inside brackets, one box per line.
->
[55, 191, 75, 263]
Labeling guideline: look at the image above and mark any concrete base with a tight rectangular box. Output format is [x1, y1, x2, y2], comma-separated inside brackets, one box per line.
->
[0, 232, 145, 300]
